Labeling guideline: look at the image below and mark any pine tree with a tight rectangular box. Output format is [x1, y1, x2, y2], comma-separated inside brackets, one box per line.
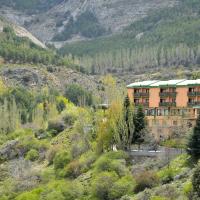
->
[187, 114, 200, 162]
[133, 105, 146, 148]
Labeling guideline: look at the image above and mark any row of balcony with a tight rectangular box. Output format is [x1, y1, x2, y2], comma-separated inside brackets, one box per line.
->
[134, 101, 200, 107]
[134, 92, 177, 97]
[134, 91, 200, 97]
[188, 92, 200, 96]
[188, 102, 200, 106]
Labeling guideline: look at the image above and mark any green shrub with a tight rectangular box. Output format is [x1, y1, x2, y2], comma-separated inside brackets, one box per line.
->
[15, 188, 43, 200]
[134, 171, 159, 193]
[25, 149, 39, 161]
[64, 84, 93, 106]
[64, 160, 81, 178]
[92, 171, 118, 200]
[192, 164, 200, 197]
[183, 181, 193, 199]
[109, 176, 135, 200]
[158, 167, 174, 184]
[93, 154, 127, 177]
[63, 112, 77, 126]
[53, 151, 71, 177]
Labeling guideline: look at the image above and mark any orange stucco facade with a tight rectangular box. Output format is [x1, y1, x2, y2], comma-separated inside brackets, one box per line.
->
[127, 80, 200, 139]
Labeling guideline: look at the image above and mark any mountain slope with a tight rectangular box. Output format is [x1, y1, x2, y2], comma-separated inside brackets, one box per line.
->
[0, 0, 178, 44]
[0, 17, 46, 48]
[59, 0, 200, 74]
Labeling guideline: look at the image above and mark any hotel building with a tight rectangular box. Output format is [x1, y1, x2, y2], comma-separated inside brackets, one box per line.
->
[127, 79, 200, 139]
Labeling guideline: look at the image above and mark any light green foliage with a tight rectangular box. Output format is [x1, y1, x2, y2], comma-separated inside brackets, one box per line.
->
[109, 176, 135, 200]
[92, 171, 118, 200]
[53, 151, 71, 177]
[158, 154, 189, 183]
[25, 149, 39, 161]
[93, 151, 128, 176]
[150, 197, 169, 200]
[183, 181, 193, 197]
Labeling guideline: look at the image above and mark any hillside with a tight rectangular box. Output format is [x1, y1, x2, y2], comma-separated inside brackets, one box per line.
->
[59, 0, 200, 74]
[0, 0, 177, 45]
[0, 17, 45, 48]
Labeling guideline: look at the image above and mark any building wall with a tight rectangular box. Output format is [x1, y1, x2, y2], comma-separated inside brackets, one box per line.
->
[127, 88, 134, 102]
[176, 87, 188, 107]
[149, 88, 160, 107]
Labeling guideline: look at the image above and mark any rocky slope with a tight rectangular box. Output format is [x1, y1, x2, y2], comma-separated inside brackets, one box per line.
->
[0, 17, 46, 48]
[0, 0, 178, 46]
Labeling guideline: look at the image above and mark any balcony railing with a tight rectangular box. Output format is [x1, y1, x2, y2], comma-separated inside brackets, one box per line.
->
[159, 102, 176, 107]
[188, 91, 200, 96]
[134, 102, 149, 107]
[188, 102, 200, 107]
[134, 92, 149, 97]
[159, 92, 177, 97]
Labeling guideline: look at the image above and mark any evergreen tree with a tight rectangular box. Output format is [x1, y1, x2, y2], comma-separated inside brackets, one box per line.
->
[115, 96, 134, 151]
[192, 164, 200, 197]
[133, 105, 146, 148]
[187, 114, 200, 162]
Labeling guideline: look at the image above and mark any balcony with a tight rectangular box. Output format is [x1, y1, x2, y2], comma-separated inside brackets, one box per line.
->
[134, 92, 149, 97]
[159, 92, 177, 97]
[159, 102, 176, 107]
[188, 102, 200, 107]
[188, 91, 200, 96]
[134, 102, 149, 107]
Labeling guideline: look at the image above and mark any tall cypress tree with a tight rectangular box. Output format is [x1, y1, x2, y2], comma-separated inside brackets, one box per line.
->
[133, 105, 146, 148]
[187, 114, 200, 162]
[115, 95, 134, 150]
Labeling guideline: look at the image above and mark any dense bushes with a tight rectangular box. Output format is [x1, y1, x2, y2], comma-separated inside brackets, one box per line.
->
[134, 170, 159, 193]
[65, 84, 93, 106]
[25, 149, 39, 161]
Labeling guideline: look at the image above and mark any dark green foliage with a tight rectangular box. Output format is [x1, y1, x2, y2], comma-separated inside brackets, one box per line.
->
[64, 84, 93, 106]
[0, 26, 74, 67]
[0, 87, 35, 123]
[192, 164, 200, 197]
[187, 114, 200, 162]
[116, 96, 134, 150]
[54, 11, 106, 41]
[47, 120, 65, 136]
[56, 100, 66, 113]
[133, 105, 146, 146]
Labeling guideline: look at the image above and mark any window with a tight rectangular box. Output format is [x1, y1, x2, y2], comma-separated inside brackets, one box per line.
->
[134, 89, 140, 94]
[172, 98, 176, 103]
[189, 88, 195, 92]
[134, 99, 139, 103]
[164, 109, 169, 116]
[160, 99, 166, 103]
[160, 88, 167, 93]
[157, 109, 162, 116]
[145, 98, 149, 103]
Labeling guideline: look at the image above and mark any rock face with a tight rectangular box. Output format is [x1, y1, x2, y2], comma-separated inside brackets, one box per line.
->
[0, 66, 103, 97]
[0, 0, 178, 45]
